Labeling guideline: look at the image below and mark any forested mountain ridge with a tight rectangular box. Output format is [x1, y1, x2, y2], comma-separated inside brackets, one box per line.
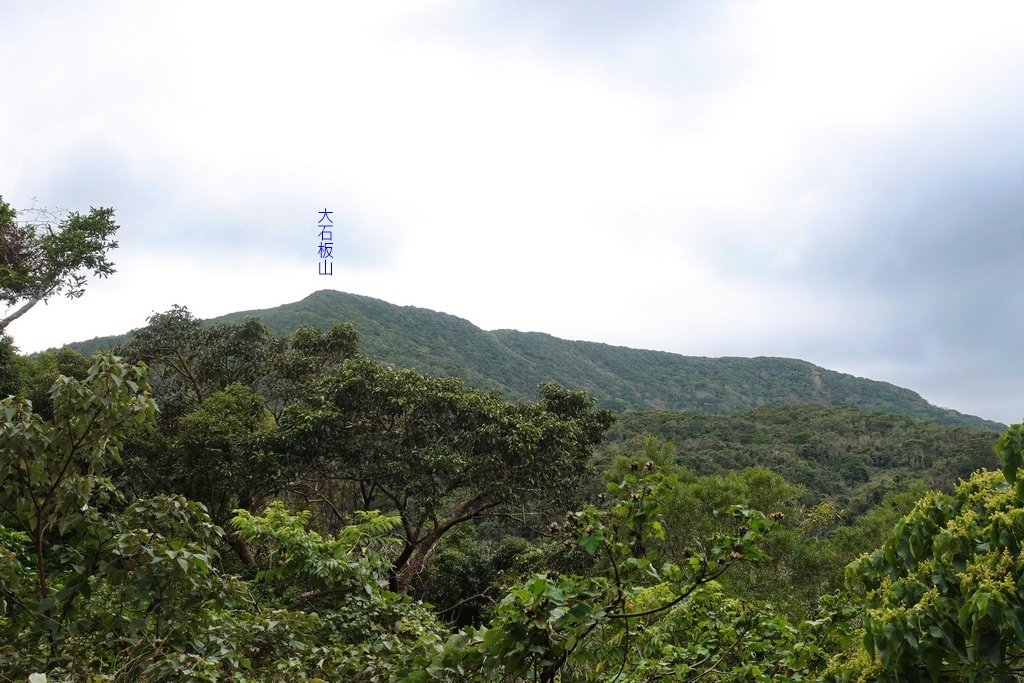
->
[67, 289, 1003, 430]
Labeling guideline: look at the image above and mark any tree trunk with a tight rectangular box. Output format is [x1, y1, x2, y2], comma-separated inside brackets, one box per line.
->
[393, 526, 444, 593]
[226, 532, 256, 567]
[389, 494, 495, 593]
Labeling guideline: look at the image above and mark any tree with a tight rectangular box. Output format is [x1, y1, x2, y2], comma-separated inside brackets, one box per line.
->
[115, 313, 361, 565]
[122, 383, 294, 566]
[116, 306, 273, 423]
[279, 358, 615, 592]
[399, 464, 825, 682]
[0, 196, 119, 334]
[14, 346, 92, 419]
[844, 423, 1024, 681]
[0, 334, 26, 398]
[0, 353, 443, 680]
[116, 308, 359, 424]
[0, 355, 156, 602]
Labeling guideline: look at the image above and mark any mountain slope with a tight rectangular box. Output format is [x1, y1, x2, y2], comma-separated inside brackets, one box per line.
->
[600, 404, 1000, 513]
[68, 289, 1003, 430]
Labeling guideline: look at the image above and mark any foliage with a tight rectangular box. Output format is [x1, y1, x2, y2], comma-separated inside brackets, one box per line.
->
[231, 502, 447, 680]
[604, 405, 999, 515]
[0, 356, 249, 679]
[0, 355, 156, 599]
[417, 524, 531, 627]
[6, 288, 1020, 681]
[115, 306, 276, 423]
[115, 308, 359, 423]
[0, 196, 119, 333]
[11, 347, 92, 420]
[1, 487, 438, 681]
[113, 307, 357, 432]
[279, 357, 614, 592]
[0, 335, 27, 398]
[996, 423, 1024, 502]
[114, 313, 360, 565]
[125, 384, 284, 528]
[0, 360, 443, 681]
[33, 495, 238, 681]
[600, 585, 859, 682]
[589, 438, 934, 618]
[844, 423, 1024, 681]
[232, 501, 401, 606]
[395, 463, 847, 681]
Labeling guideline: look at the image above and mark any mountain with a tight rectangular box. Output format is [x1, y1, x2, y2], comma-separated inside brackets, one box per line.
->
[67, 289, 1003, 430]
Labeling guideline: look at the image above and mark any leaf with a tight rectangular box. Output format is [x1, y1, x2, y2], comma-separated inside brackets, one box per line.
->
[996, 424, 1023, 487]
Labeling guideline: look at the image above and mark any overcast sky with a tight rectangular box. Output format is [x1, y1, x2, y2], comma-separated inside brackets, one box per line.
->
[1, 0, 1022, 424]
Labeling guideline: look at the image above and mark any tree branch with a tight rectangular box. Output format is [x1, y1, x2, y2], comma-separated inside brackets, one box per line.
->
[0, 295, 43, 333]
[606, 561, 726, 620]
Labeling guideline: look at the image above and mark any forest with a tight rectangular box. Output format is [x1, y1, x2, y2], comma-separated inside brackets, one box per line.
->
[1, 198, 1023, 680]
[1, 312, 1022, 681]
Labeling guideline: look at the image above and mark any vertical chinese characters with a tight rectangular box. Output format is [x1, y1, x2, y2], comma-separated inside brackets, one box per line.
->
[318, 209, 333, 276]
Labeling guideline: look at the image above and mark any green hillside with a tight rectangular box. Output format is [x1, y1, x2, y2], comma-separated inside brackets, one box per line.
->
[68, 289, 1003, 430]
[600, 404, 1000, 514]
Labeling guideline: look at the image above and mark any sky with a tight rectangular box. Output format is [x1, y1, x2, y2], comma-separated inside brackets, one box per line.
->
[1, 0, 1022, 424]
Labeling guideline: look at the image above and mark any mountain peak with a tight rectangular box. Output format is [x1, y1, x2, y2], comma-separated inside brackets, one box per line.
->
[66, 290, 1004, 431]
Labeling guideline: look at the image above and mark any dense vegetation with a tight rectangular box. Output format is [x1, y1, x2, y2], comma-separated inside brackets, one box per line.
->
[68, 290, 1002, 430]
[3, 312, 1022, 681]
[2, 212, 1020, 680]
[603, 406, 1000, 515]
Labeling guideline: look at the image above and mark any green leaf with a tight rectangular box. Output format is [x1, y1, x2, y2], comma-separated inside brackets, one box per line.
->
[580, 533, 601, 556]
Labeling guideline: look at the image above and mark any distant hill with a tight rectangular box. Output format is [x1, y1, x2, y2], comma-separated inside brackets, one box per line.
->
[67, 289, 1004, 431]
[600, 404, 1000, 513]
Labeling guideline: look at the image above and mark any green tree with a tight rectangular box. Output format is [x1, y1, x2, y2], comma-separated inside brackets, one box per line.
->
[117, 308, 359, 424]
[115, 313, 360, 564]
[0, 353, 443, 681]
[599, 439, 841, 616]
[14, 346, 92, 420]
[0, 355, 156, 601]
[0, 196, 119, 334]
[279, 358, 614, 592]
[402, 463, 823, 682]
[844, 423, 1024, 681]
[417, 523, 531, 627]
[116, 306, 275, 423]
[0, 334, 26, 398]
[123, 383, 292, 565]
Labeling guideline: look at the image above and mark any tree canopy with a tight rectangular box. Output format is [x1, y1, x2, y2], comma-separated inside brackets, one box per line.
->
[0, 197, 119, 334]
[2, 287, 1021, 681]
[844, 424, 1024, 681]
[278, 358, 614, 592]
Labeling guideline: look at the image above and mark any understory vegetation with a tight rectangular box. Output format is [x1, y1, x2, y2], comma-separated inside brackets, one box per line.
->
[1, 309, 1021, 681]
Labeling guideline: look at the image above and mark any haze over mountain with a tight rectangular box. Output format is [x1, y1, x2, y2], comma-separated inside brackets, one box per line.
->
[69, 290, 1003, 431]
